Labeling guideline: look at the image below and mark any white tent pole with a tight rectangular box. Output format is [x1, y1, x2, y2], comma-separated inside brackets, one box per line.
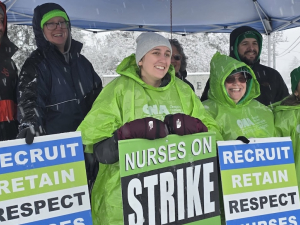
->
[5, 0, 18, 12]
[253, 0, 269, 34]
[273, 32, 276, 69]
[268, 34, 271, 67]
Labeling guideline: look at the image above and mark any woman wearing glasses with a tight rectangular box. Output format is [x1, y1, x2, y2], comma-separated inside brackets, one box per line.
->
[169, 39, 195, 91]
[203, 52, 275, 225]
[17, 3, 102, 143]
[202, 52, 275, 141]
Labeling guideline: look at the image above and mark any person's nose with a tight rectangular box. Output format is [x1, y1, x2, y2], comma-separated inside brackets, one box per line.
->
[55, 23, 62, 30]
[248, 44, 255, 51]
[159, 55, 169, 63]
[233, 77, 240, 84]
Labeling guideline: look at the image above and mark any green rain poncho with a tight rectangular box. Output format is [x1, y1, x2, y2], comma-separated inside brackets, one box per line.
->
[274, 103, 300, 194]
[77, 54, 222, 225]
[203, 52, 275, 140]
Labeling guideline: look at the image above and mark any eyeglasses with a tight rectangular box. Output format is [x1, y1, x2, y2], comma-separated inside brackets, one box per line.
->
[172, 55, 182, 61]
[44, 21, 69, 30]
[225, 75, 247, 83]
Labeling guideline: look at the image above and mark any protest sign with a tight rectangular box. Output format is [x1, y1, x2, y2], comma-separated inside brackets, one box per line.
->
[0, 131, 92, 225]
[218, 137, 300, 225]
[119, 132, 221, 225]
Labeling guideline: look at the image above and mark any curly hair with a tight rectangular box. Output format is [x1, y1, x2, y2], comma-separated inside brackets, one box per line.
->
[169, 39, 188, 71]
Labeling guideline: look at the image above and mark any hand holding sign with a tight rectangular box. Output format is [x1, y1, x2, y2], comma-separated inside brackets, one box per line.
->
[164, 113, 208, 135]
[16, 126, 36, 144]
[116, 117, 168, 140]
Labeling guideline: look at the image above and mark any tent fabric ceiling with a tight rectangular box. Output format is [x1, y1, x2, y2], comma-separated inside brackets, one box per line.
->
[4, 0, 300, 34]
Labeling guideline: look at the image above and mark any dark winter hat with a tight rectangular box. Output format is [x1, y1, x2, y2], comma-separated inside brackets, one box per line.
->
[136, 33, 172, 66]
[291, 66, 300, 93]
[229, 67, 252, 79]
[0, 6, 4, 16]
[40, 9, 69, 29]
[234, 30, 262, 62]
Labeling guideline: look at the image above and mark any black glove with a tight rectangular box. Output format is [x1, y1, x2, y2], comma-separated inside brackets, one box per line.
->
[116, 117, 168, 140]
[236, 136, 250, 144]
[164, 113, 208, 135]
[17, 127, 36, 144]
[84, 152, 99, 196]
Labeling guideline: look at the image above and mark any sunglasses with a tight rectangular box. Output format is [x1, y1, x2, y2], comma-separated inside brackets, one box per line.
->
[172, 55, 182, 61]
[225, 75, 247, 84]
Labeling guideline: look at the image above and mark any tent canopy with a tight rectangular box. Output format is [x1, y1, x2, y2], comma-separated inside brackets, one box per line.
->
[4, 0, 300, 34]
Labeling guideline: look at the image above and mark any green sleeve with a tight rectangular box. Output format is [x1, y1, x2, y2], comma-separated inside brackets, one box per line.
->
[190, 94, 223, 141]
[77, 81, 123, 153]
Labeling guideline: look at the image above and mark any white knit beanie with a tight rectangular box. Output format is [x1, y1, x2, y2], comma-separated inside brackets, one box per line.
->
[135, 33, 172, 66]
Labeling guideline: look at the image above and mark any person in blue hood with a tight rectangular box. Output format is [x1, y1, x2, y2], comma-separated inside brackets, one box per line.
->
[17, 3, 102, 144]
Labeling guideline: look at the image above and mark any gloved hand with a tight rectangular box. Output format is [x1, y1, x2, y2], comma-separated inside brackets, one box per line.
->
[17, 127, 36, 144]
[164, 113, 208, 135]
[116, 117, 168, 140]
[236, 136, 250, 144]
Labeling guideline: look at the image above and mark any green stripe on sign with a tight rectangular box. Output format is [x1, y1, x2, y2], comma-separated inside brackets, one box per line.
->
[221, 163, 297, 195]
[184, 216, 221, 224]
[119, 133, 216, 177]
[0, 161, 87, 201]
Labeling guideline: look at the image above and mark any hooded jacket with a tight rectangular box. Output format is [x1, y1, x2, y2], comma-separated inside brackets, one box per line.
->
[273, 103, 300, 194]
[203, 52, 275, 140]
[0, 2, 19, 141]
[77, 54, 222, 225]
[201, 26, 289, 106]
[17, 3, 102, 135]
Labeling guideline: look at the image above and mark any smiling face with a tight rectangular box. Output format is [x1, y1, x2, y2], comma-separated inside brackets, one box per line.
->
[43, 16, 68, 53]
[138, 46, 171, 87]
[225, 72, 247, 104]
[238, 38, 259, 65]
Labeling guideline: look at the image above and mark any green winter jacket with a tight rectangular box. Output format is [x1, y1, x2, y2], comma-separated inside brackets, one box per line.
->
[77, 54, 222, 225]
[203, 52, 275, 140]
[274, 103, 300, 194]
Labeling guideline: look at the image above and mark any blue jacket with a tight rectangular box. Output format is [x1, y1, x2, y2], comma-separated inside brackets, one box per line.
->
[17, 3, 102, 135]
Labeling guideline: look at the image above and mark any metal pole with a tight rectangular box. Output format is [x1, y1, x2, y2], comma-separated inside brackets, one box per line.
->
[273, 37, 276, 69]
[268, 34, 271, 67]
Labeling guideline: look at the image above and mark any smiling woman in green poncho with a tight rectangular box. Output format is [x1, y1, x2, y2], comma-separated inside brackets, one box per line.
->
[77, 33, 222, 225]
[203, 52, 275, 141]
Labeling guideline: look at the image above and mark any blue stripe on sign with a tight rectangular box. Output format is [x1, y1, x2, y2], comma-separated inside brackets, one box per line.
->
[0, 137, 84, 174]
[226, 209, 300, 225]
[218, 141, 294, 170]
[21, 210, 92, 225]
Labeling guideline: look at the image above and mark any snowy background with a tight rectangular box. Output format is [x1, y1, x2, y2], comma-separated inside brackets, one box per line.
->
[8, 25, 300, 95]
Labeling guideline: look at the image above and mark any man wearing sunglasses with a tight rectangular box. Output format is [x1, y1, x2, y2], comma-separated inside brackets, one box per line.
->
[0, 1, 19, 141]
[201, 26, 289, 107]
[169, 39, 195, 91]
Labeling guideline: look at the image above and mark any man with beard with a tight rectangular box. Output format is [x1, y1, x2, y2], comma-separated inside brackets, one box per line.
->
[0, 1, 19, 141]
[201, 26, 289, 106]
